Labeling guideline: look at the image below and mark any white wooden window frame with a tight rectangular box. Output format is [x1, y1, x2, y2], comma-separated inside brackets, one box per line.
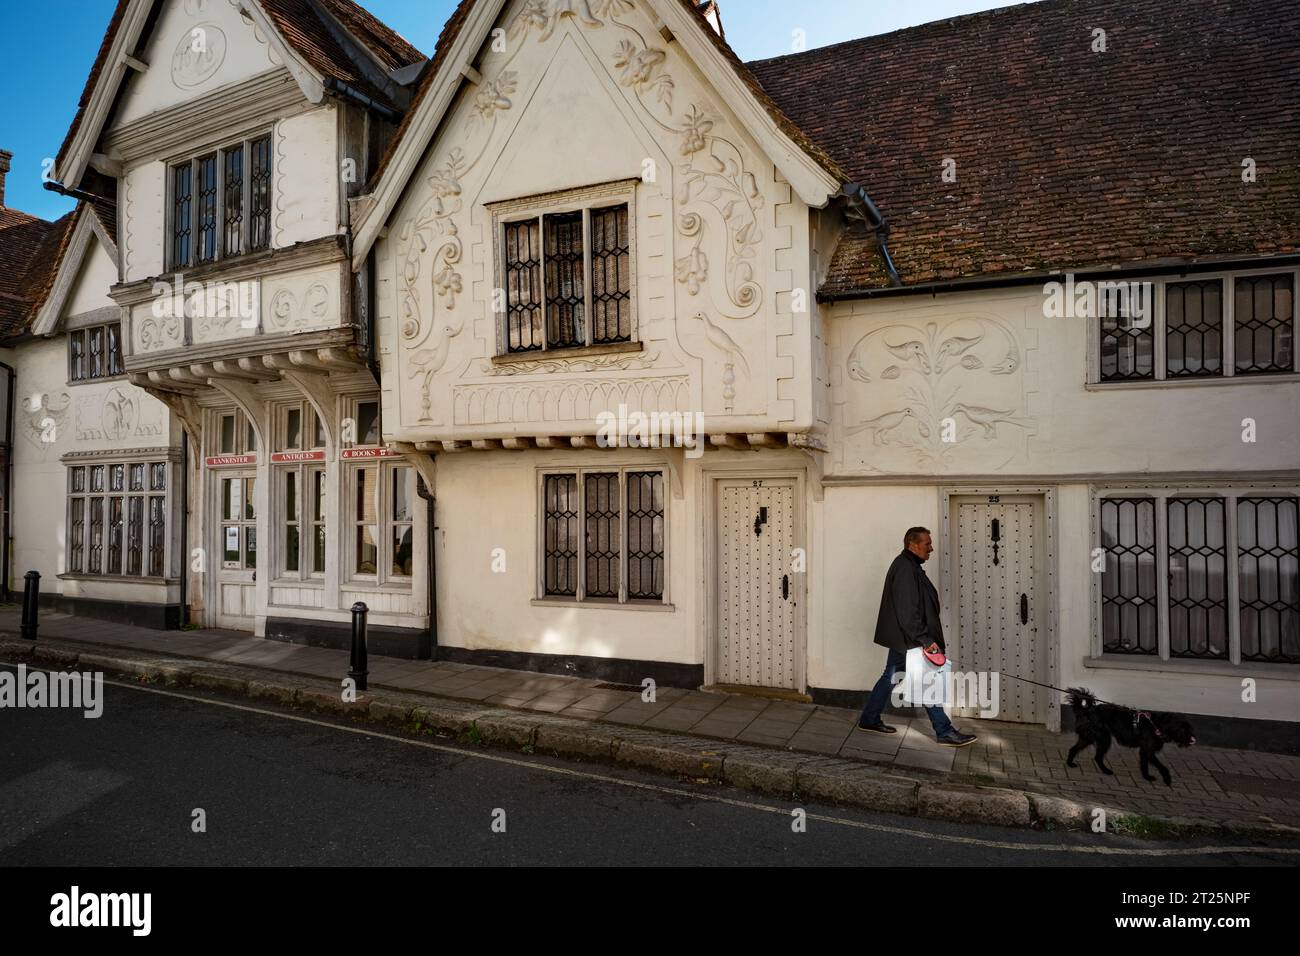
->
[274, 400, 324, 453]
[534, 465, 669, 606]
[489, 179, 638, 356]
[274, 463, 326, 584]
[1087, 266, 1300, 386]
[164, 132, 272, 271]
[344, 460, 414, 588]
[213, 409, 258, 457]
[1091, 483, 1300, 666]
[342, 396, 382, 448]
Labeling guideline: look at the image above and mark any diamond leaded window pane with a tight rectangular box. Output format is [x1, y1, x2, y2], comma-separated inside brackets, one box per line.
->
[1165, 280, 1224, 377]
[544, 211, 585, 348]
[171, 162, 192, 267]
[224, 146, 244, 256]
[543, 474, 579, 596]
[196, 154, 218, 262]
[249, 136, 272, 251]
[1167, 497, 1228, 659]
[626, 471, 664, 600]
[590, 204, 631, 345]
[1099, 286, 1154, 381]
[69, 498, 84, 573]
[504, 218, 543, 352]
[1100, 498, 1158, 654]
[583, 473, 620, 598]
[1237, 497, 1300, 663]
[1234, 273, 1294, 375]
[148, 496, 166, 578]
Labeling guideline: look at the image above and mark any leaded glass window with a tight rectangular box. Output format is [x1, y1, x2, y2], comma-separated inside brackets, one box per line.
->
[502, 197, 633, 354]
[542, 469, 666, 603]
[1234, 273, 1294, 375]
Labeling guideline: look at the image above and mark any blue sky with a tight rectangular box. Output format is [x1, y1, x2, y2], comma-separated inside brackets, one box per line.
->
[0, 0, 1024, 220]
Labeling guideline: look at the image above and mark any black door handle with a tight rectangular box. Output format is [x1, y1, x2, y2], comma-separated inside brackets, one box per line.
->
[1019, 592, 1028, 625]
[782, 574, 790, 601]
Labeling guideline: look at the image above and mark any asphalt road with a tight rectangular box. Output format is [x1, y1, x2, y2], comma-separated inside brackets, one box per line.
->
[1, 665, 1296, 867]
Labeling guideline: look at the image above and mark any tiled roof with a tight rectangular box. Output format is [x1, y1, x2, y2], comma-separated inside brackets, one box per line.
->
[747, 0, 1300, 295]
[56, 0, 426, 178]
[0, 206, 77, 340]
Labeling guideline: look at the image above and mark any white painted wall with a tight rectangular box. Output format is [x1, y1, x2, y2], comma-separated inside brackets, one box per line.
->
[111, 0, 280, 128]
[827, 285, 1300, 478]
[66, 242, 119, 316]
[273, 108, 340, 247]
[4, 336, 177, 599]
[433, 447, 697, 666]
[375, 0, 813, 444]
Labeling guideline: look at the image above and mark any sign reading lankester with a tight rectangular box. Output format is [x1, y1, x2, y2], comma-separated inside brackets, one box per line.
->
[341, 447, 399, 459]
[204, 454, 257, 466]
[270, 451, 326, 463]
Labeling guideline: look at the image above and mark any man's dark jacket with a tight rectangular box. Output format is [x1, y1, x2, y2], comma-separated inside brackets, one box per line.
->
[874, 549, 945, 653]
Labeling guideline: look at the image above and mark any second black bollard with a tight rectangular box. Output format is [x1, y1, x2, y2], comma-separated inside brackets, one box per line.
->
[20, 570, 40, 641]
[349, 601, 369, 691]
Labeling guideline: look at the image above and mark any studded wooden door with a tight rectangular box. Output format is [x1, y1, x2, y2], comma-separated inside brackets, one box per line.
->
[715, 478, 799, 690]
[954, 496, 1045, 723]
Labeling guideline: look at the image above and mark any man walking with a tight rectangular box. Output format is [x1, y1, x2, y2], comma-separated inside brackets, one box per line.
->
[857, 527, 977, 746]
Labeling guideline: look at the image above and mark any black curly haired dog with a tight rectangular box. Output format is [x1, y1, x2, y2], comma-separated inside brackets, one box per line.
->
[1065, 688, 1196, 787]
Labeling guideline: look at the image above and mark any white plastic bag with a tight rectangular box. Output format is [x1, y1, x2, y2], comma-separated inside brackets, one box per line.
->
[900, 646, 953, 707]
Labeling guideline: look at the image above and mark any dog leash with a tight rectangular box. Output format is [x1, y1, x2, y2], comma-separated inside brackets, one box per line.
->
[933, 654, 1168, 737]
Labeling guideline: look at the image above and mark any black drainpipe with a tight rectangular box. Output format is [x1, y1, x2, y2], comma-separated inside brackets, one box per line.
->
[415, 469, 437, 661]
[0, 358, 14, 601]
[179, 428, 189, 627]
[840, 182, 902, 287]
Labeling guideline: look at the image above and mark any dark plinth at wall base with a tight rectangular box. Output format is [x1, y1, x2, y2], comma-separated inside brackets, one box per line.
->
[1060, 705, 1299, 757]
[437, 645, 704, 690]
[38, 593, 181, 630]
[808, 686, 869, 710]
[264, 616, 431, 660]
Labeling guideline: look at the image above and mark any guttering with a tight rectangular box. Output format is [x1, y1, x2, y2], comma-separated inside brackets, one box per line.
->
[414, 469, 437, 662]
[817, 252, 1300, 303]
[42, 180, 110, 204]
[840, 182, 901, 288]
[0, 358, 14, 601]
[323, 77, 402, 124]
[179, 431, 189, 627]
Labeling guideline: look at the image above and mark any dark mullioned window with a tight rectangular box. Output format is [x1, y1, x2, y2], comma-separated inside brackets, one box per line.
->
[69, 323, 123, 382]
[169, 135, 272, 268]
[504, 200, 632, 354]
[542, 470, 665, 603]
[67, 461, 168, 578]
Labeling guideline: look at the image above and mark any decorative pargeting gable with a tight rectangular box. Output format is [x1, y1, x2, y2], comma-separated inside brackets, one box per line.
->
[373, 0, 831, 442]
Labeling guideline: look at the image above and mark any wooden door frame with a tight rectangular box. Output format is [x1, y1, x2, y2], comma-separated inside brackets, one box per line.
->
[940, 486, 1060, 729]
[207, 468, 258, 631]
[704, 469, 808, 693]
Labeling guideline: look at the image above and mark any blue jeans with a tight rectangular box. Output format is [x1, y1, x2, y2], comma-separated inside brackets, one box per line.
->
[858, 648, 955, 738]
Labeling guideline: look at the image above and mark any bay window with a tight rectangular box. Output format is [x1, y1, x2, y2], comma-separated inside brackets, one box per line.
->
[168, 134, 272, 270]
[65, 456, 170, 578]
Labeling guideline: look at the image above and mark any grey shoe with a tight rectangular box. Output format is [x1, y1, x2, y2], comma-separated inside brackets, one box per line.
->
[937, 731, 977, 747]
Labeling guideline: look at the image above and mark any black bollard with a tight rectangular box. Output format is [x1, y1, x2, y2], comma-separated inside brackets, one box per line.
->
[349, 601, 369, 691]
[20, 570, 40, 640]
